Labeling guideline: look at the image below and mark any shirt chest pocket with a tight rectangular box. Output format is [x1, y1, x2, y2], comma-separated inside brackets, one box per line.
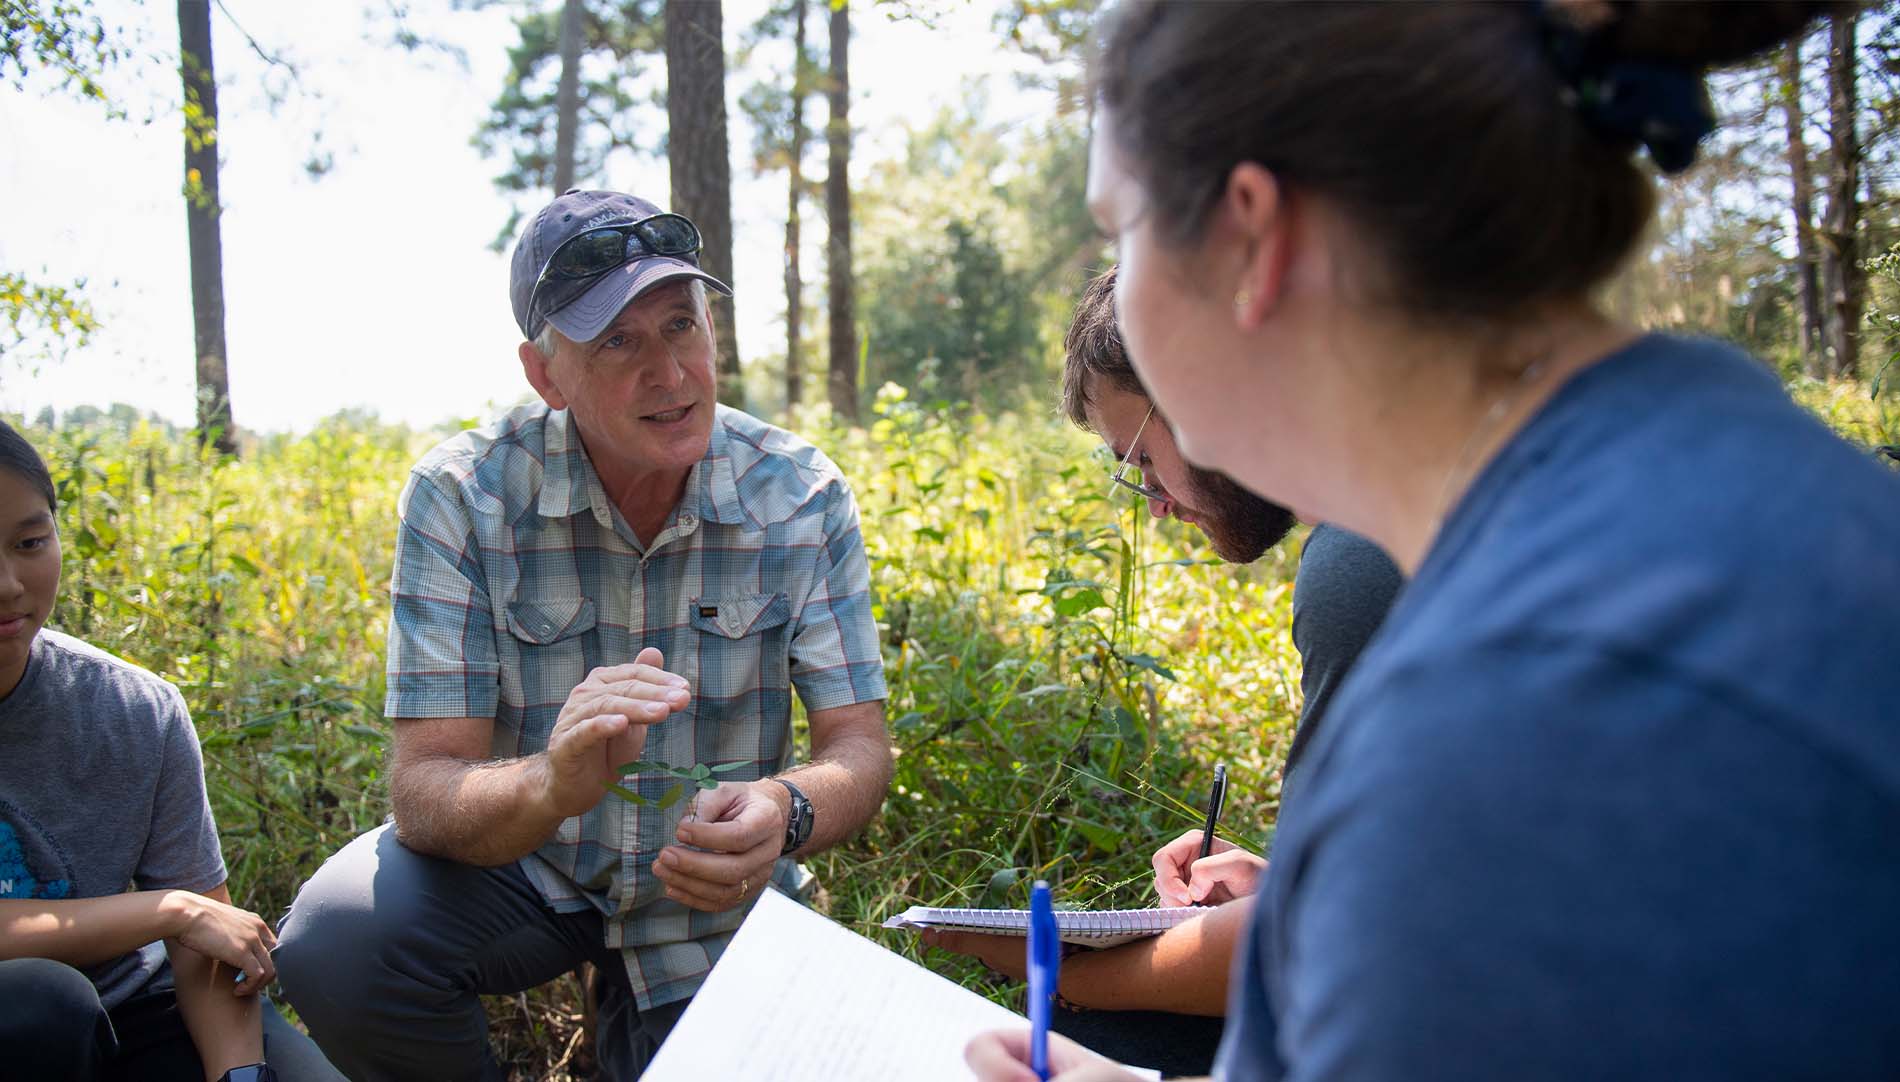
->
[501, 596, 598, 752]
[685, 592, 792, 741]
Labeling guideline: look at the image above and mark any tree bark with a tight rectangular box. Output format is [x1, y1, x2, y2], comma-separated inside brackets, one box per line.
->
[825, 0, 858, 423]
[1821, 11, 1861, 380]
[552, 0, 584, 194]
[1781, 37, 1824, 378]
[178, 0, 235, 455]
[784, 0, 808, 413]
[665, 0, 742, 402]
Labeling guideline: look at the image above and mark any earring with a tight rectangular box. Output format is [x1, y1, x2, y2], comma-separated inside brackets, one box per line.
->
[1233, 290, 1250, 309]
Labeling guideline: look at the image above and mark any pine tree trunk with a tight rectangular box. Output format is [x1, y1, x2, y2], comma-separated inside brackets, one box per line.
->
[826, 0, 858, 424]
[1821, 11, 1861, 380]
[1781, 38, 1824, 378]
[784, 0, 808, 414]
[552, 0, 584, 194]
[665, 0, 742, 402]
[178, 0, 235, 456]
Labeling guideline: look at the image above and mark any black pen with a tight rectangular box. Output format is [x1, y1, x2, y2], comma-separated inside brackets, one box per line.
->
[1197, 763, 1228, 862]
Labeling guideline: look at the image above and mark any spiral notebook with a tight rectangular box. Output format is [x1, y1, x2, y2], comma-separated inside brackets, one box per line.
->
[882, 903, 1208, 949]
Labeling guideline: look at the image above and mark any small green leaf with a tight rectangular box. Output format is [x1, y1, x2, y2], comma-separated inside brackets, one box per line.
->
[1120, 653, 1177, 682]
[655, 782, 682, 808]
[709, 762, 748, 773]
[978, 866, 1020, 909]
[604, 781, 651, 806]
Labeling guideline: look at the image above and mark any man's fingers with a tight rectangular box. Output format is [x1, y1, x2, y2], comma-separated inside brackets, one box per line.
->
[553, 713, 629, 763]
[654, 841, 775, 887]
[585, 661, 688, 690]
[582, 693, 678, 722]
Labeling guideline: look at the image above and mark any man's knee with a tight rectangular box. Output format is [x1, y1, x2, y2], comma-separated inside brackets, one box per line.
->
[0, 958, 113, 1073]
[276, 824, 419, 1017]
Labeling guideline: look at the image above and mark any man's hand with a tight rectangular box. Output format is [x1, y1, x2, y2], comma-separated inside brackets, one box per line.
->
[652, 780, 785, 912]
[1152, 828, 1267, 906]
[921, 928, 1028, 980]
[965, 1028, 1146, 1082]
[542, 647, 690, 819]
[161, 889, 276, 996]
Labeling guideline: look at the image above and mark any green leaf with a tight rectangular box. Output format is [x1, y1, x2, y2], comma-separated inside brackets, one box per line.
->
[914, 526, 947, 543]
[691, 763, 712, 780]
[604, 781, 651, 806]
[655, 782, 683, 808]
[709, 762, 749, 773]
[1071, 818, 1124, 852]
[978, 866, 1020, 909]
[1120, 653, 1177, 682]
[616, 759, 688, 777]
[1053, 588, 1108, 617]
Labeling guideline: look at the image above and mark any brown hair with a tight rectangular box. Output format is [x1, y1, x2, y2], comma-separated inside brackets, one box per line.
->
[1060, 266, 1141, 431]
[1093, 1, 1838, 323]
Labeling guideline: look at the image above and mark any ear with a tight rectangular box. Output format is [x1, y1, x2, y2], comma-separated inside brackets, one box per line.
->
[1219, 162, 1291, 330]
[518, 339, 569, 411]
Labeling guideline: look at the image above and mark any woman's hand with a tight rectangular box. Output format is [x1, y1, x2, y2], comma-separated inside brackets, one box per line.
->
[1152, 829, 1266, 906]
[163, 890, 276, 995]
[965, 1027, 1148, 1082]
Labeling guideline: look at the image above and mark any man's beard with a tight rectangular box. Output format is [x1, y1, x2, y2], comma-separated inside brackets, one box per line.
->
[1185, 463, 1296, 564]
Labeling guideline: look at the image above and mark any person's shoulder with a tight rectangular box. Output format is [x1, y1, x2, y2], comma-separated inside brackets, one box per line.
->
[30, 628, 189, 719]
[1295, 525, 1404, 616]
[716, 405, 854, 524]
[404, 401, 554, 519]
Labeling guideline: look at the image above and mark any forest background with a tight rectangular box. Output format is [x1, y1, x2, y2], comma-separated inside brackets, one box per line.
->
[4, 1, 1899, 1077]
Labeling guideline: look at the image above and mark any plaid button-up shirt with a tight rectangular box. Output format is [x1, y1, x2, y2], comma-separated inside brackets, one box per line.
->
[385, 402, 887, 1008]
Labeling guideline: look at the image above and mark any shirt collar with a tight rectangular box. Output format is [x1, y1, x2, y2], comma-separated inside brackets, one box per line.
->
[534, 405, 750, 529]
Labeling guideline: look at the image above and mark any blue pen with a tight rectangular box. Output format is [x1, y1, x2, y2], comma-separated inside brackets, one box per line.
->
[1027, 879, 1059, 1082]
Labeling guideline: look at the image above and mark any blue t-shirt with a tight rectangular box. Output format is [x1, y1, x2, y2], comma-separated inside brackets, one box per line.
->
[1218, 334, 1900, 1080]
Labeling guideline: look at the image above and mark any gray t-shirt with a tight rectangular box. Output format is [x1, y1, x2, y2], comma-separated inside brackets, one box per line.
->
[0, 628, 226, 1008]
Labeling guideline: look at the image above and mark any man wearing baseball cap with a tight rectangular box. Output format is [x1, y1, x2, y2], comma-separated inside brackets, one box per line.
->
[276, 190, 893, 1079]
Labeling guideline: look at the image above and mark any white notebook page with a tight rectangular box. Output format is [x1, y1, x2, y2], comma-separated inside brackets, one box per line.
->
[641, 888, 1027, 1081]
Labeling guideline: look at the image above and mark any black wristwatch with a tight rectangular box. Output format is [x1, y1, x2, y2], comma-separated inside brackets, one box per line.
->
[218, 1065, 276, 1082]
[775, 778, 814, 854]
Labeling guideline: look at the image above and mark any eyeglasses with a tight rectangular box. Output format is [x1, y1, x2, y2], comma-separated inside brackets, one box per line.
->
[527, 213, 703, 332]
[1110, 404, 1168, 501]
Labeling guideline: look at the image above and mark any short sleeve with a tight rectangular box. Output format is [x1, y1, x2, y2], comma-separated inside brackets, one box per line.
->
[786, 482, 887, 713]
[384, 471, 502, 719]
[133, 683, 227, 894]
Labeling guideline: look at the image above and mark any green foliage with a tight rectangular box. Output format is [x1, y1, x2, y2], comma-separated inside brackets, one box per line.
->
[472, 0, 664, 244]
[0, 0, 125, 114]
[1, 270, 100, 368]
[855, 100, 1104, 404]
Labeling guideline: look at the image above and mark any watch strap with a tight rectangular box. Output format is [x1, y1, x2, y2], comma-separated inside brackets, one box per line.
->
[774, 777, 813, 855]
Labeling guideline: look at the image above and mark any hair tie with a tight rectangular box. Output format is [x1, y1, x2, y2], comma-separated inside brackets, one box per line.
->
[1541, 10, 1716, 175]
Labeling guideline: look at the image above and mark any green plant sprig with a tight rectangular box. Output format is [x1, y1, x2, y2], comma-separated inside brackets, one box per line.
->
[604, 759, 750, 808]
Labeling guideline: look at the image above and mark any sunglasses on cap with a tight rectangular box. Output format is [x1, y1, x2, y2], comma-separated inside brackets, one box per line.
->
[526, 213, 703, 333]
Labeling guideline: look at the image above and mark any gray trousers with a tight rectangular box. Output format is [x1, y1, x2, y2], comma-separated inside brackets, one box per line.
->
[275, 824, 688, 1082]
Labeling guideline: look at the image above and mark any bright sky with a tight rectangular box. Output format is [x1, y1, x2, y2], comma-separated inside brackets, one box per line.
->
[0, 0, 1051, 432]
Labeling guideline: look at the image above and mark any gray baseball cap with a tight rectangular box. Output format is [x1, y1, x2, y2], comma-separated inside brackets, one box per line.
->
[509, 189, 733, 344]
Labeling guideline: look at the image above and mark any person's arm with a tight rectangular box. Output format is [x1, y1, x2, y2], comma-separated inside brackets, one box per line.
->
[926, 896, 1254, 1016]
[167, 882, 263, 1080]
[390, 647, 688, 866]
[654, 700, 892, 911]
[0, 889, 276, 989]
